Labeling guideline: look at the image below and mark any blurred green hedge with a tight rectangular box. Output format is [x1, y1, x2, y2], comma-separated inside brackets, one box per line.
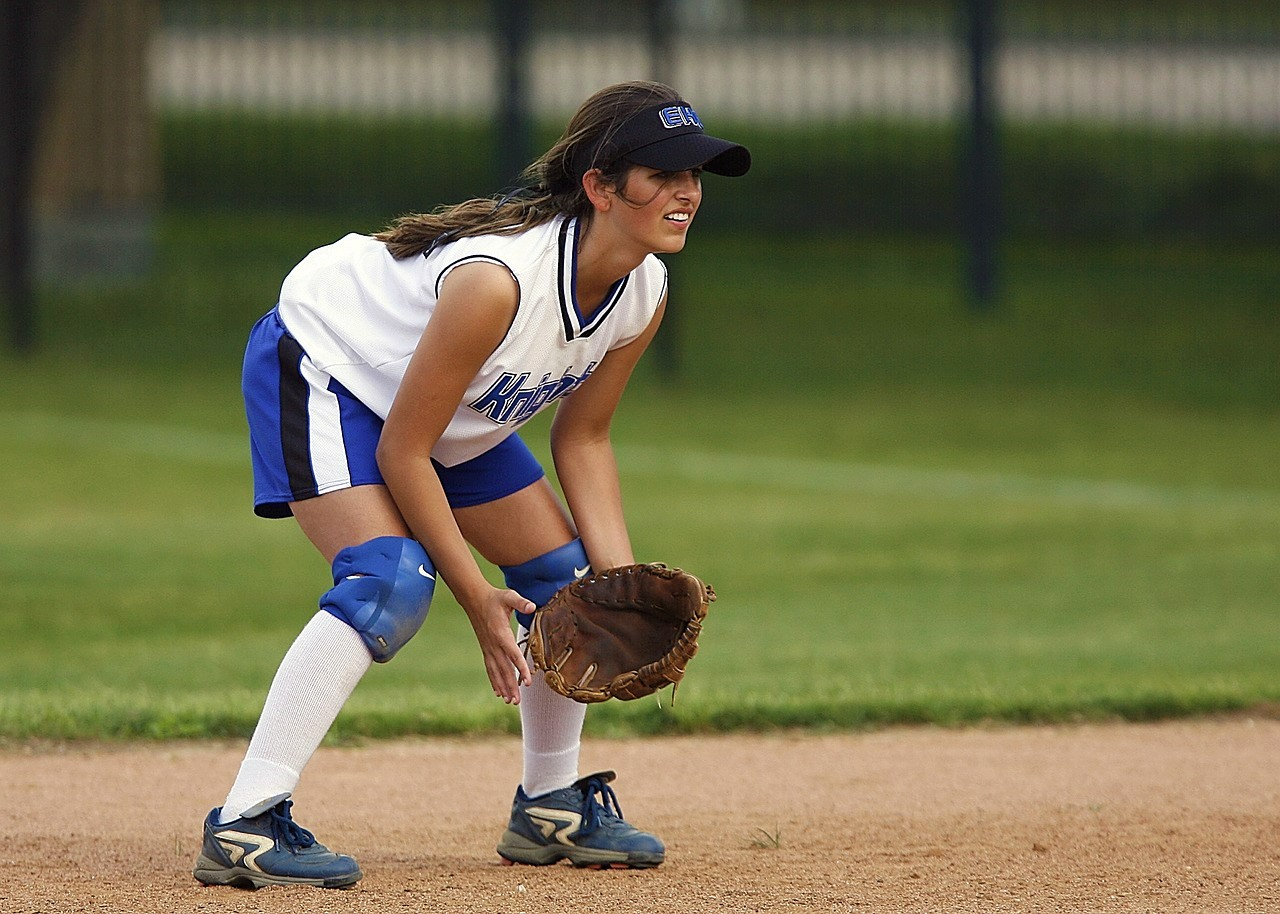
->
[161, 112, 1280, 241]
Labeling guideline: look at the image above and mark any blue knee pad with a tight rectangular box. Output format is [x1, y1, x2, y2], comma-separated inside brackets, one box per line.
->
[320, 536, 435, 662]
[501, 538, 590, 630]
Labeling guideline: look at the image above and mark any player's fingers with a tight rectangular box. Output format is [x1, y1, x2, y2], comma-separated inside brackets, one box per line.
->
[510, 641, 533, 688]
[497, 591, 535, 688]
[499, 626, 532, 694]
[486, 654, 519, 704]
[501, 590, 536, 620]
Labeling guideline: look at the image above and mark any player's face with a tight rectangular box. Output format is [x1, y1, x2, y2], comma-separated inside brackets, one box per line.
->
[615, 166, 703, 254]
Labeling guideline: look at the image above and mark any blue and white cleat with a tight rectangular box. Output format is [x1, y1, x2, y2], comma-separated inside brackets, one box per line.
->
[193, 800, 362, 889]
[496, 771, 665, 869]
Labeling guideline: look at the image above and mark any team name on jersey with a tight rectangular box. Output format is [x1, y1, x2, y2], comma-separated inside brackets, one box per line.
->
[468, 363, 598, 425]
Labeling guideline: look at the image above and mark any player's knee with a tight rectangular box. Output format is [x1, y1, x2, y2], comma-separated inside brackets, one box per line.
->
[501, 538, 590, 630]
[319, 536, 435, 662]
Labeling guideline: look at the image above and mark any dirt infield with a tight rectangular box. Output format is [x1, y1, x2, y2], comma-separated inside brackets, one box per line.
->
[2, 718, 1277, 913]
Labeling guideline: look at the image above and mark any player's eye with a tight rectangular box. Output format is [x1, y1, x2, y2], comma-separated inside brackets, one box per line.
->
[657, 168, 702, 181]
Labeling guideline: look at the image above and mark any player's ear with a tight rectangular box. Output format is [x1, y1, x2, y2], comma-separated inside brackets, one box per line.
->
[582, 168, 614, 212]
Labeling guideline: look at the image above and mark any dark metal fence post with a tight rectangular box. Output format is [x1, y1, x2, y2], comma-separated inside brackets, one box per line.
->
[1, 0, 36, 353]
[492, 0, 533, 189]
[961, 0, 1000, 311]
[647, 0, 680, 381]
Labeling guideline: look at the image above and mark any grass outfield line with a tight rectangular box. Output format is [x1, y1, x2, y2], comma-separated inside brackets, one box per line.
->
[7, 409, 1276, 515]
[617, 445, 1278, 515]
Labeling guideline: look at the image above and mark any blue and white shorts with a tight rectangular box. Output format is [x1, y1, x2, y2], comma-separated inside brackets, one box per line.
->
[242, 308, 545, 518]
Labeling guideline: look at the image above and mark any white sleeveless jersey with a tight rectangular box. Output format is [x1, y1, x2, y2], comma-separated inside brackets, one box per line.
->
[275, 215, 668, 466]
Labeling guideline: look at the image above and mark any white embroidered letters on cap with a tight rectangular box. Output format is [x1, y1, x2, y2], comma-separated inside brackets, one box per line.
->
[659, 105, 702, 129]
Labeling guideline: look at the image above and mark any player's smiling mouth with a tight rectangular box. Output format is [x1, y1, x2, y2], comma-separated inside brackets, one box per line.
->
[664, 212, 691, 223]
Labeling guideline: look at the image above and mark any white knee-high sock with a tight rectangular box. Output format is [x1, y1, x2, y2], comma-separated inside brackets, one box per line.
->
[518, 626, 587, 797]
[219, 611, 371, 822]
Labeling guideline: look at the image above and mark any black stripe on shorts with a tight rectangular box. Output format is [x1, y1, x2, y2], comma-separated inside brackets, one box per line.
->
[276, 331, 316, 500]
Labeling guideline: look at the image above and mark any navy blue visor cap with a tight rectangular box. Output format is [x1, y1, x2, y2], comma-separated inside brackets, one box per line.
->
[561, 102, 751, 191]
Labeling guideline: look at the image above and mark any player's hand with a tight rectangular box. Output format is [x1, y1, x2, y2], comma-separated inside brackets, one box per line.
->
[464, 587, 534, 704]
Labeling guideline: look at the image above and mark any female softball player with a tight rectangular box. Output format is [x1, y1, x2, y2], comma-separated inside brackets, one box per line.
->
[193, 80, 750, 888]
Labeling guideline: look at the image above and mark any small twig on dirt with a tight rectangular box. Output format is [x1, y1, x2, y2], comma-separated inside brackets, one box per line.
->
[749, 825, 782, 850]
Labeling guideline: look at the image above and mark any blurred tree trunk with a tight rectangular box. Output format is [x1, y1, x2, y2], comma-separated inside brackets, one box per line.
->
[30, 0, 159, 282]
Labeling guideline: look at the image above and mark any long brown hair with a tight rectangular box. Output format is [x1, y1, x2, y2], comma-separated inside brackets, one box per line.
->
[375, 81, 683, 259]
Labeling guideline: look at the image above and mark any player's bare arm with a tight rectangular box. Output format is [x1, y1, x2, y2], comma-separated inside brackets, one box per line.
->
[377, 261, 534, 702]
[551, 295, 668, 570]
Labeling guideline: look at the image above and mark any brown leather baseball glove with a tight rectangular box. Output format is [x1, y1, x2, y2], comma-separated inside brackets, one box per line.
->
[526, 563, 717, 703]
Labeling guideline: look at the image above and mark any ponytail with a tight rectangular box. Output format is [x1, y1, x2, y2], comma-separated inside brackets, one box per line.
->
[375, 80, 683, 259]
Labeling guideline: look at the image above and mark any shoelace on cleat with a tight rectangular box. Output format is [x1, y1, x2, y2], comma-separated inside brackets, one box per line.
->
[579, 776, 625, 831]
[268, 800, 318, 850]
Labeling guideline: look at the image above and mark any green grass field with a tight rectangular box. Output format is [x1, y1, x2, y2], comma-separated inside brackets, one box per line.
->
[1, 216, 1276, 742]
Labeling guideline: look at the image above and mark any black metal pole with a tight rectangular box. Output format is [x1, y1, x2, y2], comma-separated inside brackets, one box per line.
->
[1, 0, 36, 353]
[647, 0, 681, 381]
[961, 0, 1000, 311]
[492, 0, 533, 189]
